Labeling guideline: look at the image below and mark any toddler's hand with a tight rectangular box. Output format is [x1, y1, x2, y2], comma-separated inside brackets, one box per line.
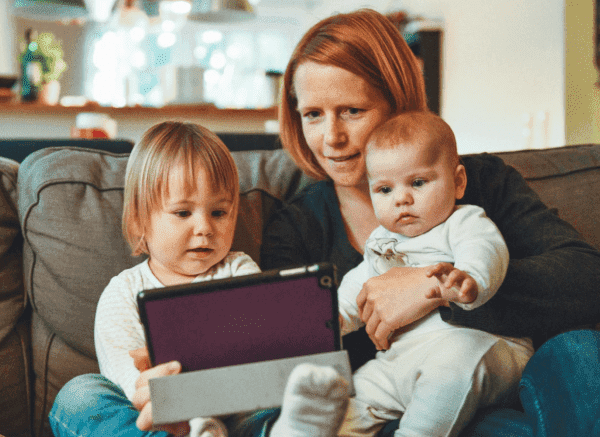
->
[129, 347, 151, 372]
[129, 348, 189, 436]
[425, 262, 477, 304]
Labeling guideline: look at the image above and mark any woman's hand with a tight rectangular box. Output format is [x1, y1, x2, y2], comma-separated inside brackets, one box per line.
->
[356, 266, 447, 350]
[128, 348, 190, 436]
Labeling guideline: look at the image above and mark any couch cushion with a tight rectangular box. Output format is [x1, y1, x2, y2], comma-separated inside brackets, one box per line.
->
[493, 144, 600, 250]
[0, 157, 30, 437]
[0, 156, 25, 346]
[19, 148, 138, 359]
[233, 149, 315, 200]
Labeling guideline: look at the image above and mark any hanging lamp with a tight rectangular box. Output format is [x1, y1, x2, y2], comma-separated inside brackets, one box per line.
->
[12, 0, 87, 20]
[188, 0, 254, 22]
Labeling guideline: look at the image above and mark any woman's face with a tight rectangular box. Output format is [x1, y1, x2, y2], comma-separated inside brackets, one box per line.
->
[293, 62, 392, 187]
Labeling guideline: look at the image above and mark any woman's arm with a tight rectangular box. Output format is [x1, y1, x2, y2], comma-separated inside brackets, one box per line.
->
[357, 266, 445, 349]
[449, 154, 600, 346]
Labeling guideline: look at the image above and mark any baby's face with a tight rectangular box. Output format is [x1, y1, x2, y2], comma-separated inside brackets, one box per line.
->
[146, 163, 236, 285]
[367, 142, 466, 237]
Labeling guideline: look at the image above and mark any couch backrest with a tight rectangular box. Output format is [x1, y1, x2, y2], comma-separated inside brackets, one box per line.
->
[492, 144, 600, 250]
[0, 139, 135, 163]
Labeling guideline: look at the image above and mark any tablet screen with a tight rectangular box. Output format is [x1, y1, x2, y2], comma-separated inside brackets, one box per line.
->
[139, 265, 339, 372]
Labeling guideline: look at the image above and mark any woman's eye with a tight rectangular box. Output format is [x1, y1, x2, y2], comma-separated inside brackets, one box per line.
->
[302, 110, 321, 120]
[344, 107, 364, 117]
[412, 179, 426, 188]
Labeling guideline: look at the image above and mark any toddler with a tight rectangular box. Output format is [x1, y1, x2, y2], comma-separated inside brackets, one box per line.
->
[95, 121, 350, 437]
[94, 121, 261, 437]
[337, 112, 535, 437]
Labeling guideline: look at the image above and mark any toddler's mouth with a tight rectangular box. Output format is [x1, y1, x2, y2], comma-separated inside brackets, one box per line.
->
[189, 247, 213, 253]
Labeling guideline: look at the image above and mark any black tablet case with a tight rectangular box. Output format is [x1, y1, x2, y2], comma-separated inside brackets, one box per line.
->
[138, 263, 340, 372]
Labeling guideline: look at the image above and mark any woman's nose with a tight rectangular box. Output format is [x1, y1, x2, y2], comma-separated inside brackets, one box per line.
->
[324, 117, 346, 147]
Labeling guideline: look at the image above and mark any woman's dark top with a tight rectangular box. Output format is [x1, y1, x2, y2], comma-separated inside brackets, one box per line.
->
[260, 153, 600, 370]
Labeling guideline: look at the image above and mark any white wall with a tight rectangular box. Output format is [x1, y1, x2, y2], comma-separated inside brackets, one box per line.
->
[565, 0, 600, 145]
[0, 0, 17, 75]
[306, 0, 566, 154]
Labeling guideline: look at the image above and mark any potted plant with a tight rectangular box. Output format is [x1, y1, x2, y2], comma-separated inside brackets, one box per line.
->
[19, 30, 67, 105]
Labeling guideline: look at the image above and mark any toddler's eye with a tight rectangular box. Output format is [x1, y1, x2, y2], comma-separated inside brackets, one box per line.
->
[412, 179, 426, 188]
[212, 210, 227, 218]
[174, 210, 191, 218]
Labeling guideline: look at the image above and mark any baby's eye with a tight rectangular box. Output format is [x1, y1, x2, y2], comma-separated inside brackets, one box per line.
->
[412, 179, 426, 188]
[174, 210, 191, 218]
[379, 186, 392, 194]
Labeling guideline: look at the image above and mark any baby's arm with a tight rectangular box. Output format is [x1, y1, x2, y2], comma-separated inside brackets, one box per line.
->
[431, 205, 509, 310]
[95, 274, 146, 401]
[425, 262, 478, 304]
[338, 261, 370, 336]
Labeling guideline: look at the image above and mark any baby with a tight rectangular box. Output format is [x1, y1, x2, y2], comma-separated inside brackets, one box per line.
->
[337, 112, 534, 437]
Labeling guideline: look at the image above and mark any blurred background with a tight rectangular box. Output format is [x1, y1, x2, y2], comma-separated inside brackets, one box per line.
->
[1, 0, 599, 153]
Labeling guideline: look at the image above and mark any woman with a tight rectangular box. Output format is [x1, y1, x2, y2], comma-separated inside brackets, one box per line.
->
[259, 7, 600, 437]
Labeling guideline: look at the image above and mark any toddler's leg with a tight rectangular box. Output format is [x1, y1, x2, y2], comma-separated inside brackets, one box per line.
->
[395, 331, 532, 437]
[49, 373, 169, 437]
[270, 363, 351, 437]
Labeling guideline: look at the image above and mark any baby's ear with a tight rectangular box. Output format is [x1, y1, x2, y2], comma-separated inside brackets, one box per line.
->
[454, 164, 467, 200]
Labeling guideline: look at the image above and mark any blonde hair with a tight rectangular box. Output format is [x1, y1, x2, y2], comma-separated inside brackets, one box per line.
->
[280, 8, 428, 180]
[366, 111, 460, 170]
[122, 122, 239, 256]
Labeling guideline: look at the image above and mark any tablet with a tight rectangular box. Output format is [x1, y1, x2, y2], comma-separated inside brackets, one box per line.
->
[137, 262, 340, 372]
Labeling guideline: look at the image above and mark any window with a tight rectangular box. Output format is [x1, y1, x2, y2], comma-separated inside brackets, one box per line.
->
[85, 14, 297, 108]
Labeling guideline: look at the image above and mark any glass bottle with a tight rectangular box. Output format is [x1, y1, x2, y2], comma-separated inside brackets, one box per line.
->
[20, 28, 48, 103]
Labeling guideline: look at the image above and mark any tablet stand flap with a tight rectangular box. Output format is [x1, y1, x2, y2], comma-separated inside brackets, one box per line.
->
[149, 350, 353, 424]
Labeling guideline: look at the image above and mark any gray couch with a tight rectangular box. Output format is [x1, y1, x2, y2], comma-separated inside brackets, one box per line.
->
[1, 142, 600, 437]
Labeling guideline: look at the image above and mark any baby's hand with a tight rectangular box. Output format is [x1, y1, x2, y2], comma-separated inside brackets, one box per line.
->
[424, 262, 477, 304]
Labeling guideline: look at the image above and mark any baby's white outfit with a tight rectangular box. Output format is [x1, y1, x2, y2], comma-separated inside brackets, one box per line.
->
[95, 251, 260, 437]
[337, 205, 534, 437]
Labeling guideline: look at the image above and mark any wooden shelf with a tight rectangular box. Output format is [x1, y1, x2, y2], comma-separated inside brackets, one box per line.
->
[0, 100, 279, 118]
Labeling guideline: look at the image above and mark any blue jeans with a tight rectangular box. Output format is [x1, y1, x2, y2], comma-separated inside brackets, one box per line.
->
[49, 374, 170, 437]
[50, 330, 600, 437]
[49, 374, 275, 437]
